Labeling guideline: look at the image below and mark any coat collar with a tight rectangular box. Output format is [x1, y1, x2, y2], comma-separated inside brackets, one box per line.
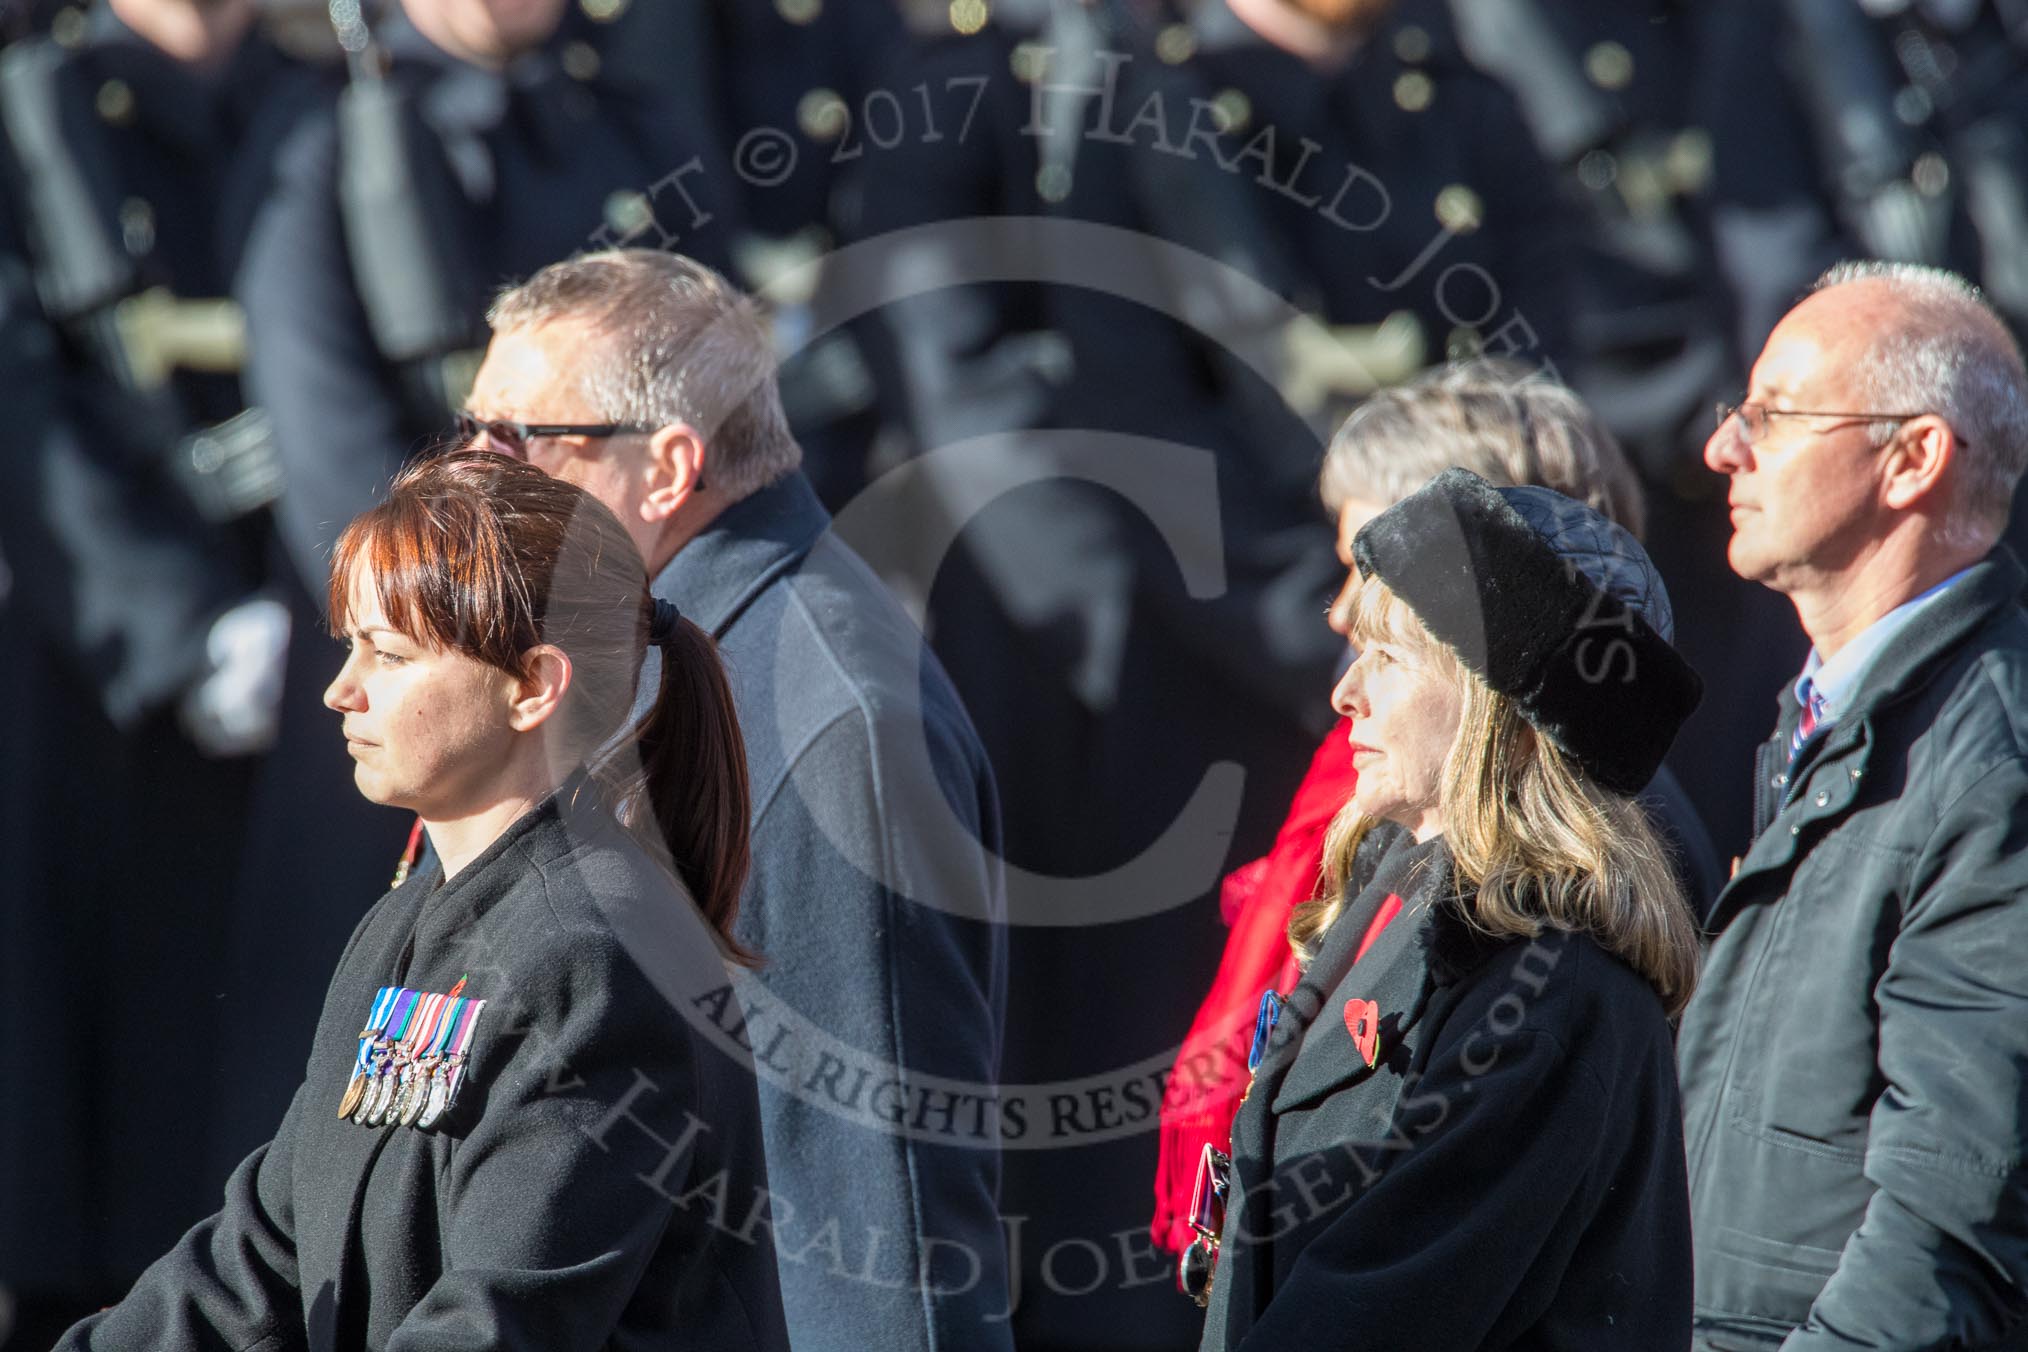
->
[649, 473, 830, 640]
[1259, 837, 1510, 1114]
[1714, 549, 2023, 927]
[1830, 547, 2026, 723]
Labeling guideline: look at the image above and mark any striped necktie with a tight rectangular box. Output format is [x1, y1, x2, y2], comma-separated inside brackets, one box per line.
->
[1789, 678, 1830, 762]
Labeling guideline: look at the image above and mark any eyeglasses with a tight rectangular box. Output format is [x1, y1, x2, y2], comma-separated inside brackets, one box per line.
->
[454, 411, 649, 459]
[1713, 401, 1959, 447]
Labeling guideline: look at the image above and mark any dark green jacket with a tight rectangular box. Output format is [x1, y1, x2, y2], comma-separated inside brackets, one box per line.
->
[1679, 549, 2028, 1350]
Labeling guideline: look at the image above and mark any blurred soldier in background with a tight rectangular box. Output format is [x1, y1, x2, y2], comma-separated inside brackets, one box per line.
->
[710, 0, 906, 510]
[0, 0, 301, 1342]
[849, 1, 1576, 1346]
[1700, 0, 2028, 569]
[1443, 0, 1807, 851]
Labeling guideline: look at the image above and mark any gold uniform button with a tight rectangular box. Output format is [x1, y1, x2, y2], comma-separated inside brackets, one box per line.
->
[50, 6, 86, 47]
[1393, 71, 1434, 113]
[1585, 41, 1634, 91]
[1156, 24, 1197, 65]
[1010, 42, 1048, 84]
[1393, 25, 1431, 64]
[96, 78, 136, 126]
[580, 0, 627, 20]
[1212, 89, 1251, 134]
[797, 88, 848, 141]
[777, 0, 822, 23]
[949, 0, 988, 35]
[1434, 184, 1483, 235]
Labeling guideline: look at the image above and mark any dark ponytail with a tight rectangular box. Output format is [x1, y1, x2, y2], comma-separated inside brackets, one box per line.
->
[628, 613, 757, 967]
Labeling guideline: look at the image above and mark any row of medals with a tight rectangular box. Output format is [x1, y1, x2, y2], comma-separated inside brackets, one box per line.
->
[337, 1037, 464, 1130]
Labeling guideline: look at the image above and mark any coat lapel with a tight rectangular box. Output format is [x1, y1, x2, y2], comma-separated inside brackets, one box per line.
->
[1269, 893, 1441, 1113]
[1263, 838, 1456, 1114]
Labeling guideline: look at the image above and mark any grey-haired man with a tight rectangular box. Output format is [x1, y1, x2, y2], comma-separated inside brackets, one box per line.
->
[1678, 261, 2028, 1350]
[465, 248, 1013, 1352]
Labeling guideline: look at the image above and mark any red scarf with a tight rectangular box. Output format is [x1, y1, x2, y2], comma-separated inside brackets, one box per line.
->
[1150, 719, 1357, 1254]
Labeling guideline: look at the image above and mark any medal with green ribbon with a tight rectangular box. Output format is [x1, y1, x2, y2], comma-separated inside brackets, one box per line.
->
[417, 994, 486, 1131]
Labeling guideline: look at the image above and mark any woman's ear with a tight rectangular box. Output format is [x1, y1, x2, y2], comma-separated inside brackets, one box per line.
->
[507, 645, 572, 731]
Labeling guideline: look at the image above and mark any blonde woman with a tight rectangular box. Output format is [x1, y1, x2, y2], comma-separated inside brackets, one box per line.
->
[1195, 468, 1703, 1350]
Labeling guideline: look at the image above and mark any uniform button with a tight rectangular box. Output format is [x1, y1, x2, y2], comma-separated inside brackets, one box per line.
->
[1578, 149, 1617, 191]
[1585, 41, 1634, 90]
[561, 40, 599, 82]
[1435, 184, 1483, 235]
[50, 6, 86, 47]
[1393, 71, 1434, 113]
[949, 0, 989, 35]
[1211, 89, 1252, 134]
[1850, 767, 1863, 780]
[1774, 772, 1789, 787]
[1155, 24, 1196, 64]
[798, 88, 847, 141]
[1814, 790, 1830, 807]
[1010, 42, 1048, 83]
[1790, 824, 1802, 837]
[96, 78, 136, 126]
[775, 0, 821, 23]
[1393, 26, 1431, 64]
[602, 190, 652, 241]
[580, 0, 627, 19]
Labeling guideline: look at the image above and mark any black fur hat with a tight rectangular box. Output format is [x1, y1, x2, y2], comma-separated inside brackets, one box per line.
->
[1351, 468, 1702, 796]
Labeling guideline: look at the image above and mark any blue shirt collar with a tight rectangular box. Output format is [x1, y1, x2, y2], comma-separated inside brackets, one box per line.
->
[1797, 565, 1979, 719]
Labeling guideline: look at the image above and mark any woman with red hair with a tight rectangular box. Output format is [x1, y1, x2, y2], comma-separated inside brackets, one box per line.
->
[60, 451, 790, 1352]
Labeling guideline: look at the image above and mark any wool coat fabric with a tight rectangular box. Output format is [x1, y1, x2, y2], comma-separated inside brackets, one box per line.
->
[1678, 548, 2028, 1352]
[643, 472, 1011, 1352]
[57, 780, 791, 1352]
[1200, 835, 1692, 1351]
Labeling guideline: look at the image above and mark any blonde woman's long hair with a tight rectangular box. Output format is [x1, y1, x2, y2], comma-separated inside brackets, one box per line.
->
[1290, 576, 1700, 1017]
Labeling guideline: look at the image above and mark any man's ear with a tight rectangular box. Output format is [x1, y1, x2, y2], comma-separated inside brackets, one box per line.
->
[1881, 414, 1958, 514]
[642, 423, 707, 524]
[507, 645, 572, 732]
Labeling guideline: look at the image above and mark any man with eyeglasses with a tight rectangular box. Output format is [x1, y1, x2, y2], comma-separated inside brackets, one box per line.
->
[460, 249, 1012, 1352]
[1677, 261, 2028, 1351]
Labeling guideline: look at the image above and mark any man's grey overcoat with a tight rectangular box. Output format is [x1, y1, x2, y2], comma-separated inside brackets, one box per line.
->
[647, 471, 1012, 1352]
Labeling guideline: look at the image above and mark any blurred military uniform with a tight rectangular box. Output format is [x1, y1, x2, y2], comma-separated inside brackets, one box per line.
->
[847, 3, 1576, 1347]
[0, 2, 300, 1338]
[1437, 0, 1806, 853]
[1683, 0, 2028, 847]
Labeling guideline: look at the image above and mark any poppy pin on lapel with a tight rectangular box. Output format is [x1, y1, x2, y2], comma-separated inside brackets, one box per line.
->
[1343, 998, 1381, 1069]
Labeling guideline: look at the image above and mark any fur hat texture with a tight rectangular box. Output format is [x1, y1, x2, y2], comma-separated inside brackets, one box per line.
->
[1351, 467, 1702, 796]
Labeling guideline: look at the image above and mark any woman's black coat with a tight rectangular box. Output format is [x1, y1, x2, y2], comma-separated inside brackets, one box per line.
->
[1200, 837, 1692, 1351]
[60, 782, 791, 1352]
